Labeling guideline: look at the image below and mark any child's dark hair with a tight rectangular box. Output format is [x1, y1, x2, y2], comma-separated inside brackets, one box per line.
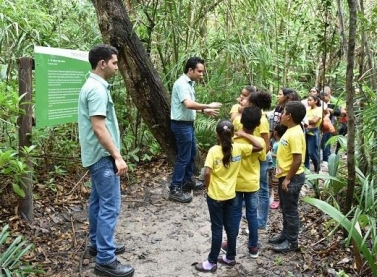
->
[284, 101, 306, 124]
[216, 120, 234, 168]
[308, 95, 321, 107]
[281, 87, 301, 102]
[184, 57, 205, 73]
[281, 87, 295, 96]
[310, 86, 320, 95]
[274, 124, 286, 138]
[244, 85, 257, 94]
[241, 106, 262, 131]
[248, 88, 272, 110]
[89, 44, 119, 70]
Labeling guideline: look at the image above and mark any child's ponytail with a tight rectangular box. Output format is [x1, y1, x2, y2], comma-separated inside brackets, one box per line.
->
[216, 120, 234, 168]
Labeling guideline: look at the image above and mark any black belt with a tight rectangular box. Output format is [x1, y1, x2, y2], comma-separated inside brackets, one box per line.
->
[171, 120, 194, 125]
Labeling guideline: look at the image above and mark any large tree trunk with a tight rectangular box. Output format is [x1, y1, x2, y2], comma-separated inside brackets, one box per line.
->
[91, 0, 176, 164]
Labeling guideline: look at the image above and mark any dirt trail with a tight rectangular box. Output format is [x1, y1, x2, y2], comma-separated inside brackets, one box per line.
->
[81, 177, 316, 277]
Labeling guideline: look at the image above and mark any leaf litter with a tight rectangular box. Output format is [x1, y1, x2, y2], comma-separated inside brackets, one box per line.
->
[0, 158, 368, 276]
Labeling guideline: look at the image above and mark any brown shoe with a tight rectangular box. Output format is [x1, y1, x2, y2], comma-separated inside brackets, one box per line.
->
[194, 261, 217, 273]
[217, 255, 236, 266]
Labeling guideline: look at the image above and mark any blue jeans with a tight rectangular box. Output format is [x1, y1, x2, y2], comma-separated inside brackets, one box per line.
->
[305, 131, 319, 172]
[321, 132, 332, 162]
[277, 173, 305, 243]
[266, 151, 273, 170]
[88, 156, 121, 265]
[207, 196, 237, 263]
[170, 122, 196, 190]
[234, 191, 258, 248]
[258, 160, 269, 228]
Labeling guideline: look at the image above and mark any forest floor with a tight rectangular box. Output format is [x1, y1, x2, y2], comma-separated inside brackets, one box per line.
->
[0, 158, 364, 277]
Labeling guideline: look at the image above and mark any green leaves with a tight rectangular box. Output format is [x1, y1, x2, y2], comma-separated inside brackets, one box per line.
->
[303, 197, 377, 276]
[0, 148, 32, 197]
[0, 225, 45, 276]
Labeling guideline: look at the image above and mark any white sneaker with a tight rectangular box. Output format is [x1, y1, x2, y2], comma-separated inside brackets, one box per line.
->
[322, 161, 328, 167]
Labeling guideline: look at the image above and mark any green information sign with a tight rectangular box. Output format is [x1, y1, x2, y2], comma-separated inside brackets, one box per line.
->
[34, 46, 89, 127]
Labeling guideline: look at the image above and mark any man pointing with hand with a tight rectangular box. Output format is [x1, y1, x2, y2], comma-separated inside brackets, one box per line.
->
[170, 57, 222, 203]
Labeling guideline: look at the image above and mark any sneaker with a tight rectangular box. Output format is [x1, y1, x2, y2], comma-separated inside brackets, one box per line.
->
[169, 188, 192, 203]
[182, 180, 204, 193]
[220, 241, 228, 252]
[268, 234, 286, 244]
[88, 243, 126, 256]
[258, 226, 268, 234]
[95, 259, 134, 277]
[249, 246, 259, 258]
[271, 240, 299, 253]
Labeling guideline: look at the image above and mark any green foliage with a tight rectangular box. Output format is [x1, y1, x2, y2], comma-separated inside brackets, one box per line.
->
[0, 148, 34, 197]
[194, 116, 218, 150]
[0, 0, 100, 80]
[303, 197, 377, 276]
[0, 81, 34, 197]
[0, 224, 44, 276]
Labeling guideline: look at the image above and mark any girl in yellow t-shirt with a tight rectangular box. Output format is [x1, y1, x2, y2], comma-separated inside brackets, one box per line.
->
[304, 95, 322, 173]
[195, 119, 263, 273]
[233, 89, 272, 229]
[229, 85, 256, 121]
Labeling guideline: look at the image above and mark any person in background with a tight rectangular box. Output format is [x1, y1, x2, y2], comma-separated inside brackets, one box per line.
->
[269, 88, 301, 139]
[301, 87, 323, 109]
[304, 95, 322, 173]
[319, 90, 340, 167]
[335, 104, 347, 154]
[194, 120, 263, 273]
[269, 124, 286, 209]
[170, 57, 222, 203]
[78, 44, 134, 277]
[322, 85, 347, 155]
[269, 101, 306, 253]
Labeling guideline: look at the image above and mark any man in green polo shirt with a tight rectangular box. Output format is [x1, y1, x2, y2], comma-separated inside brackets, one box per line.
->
[78, 44, 134, 277]
[170, 57, 222, 203]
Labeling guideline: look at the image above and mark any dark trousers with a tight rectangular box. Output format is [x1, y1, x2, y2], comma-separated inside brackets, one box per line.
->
[321, 132, 332, 162]
[170, 121, 196, 190]
[305, 131, 319, 172]
[335, 122, 347, 154]
[206, 196, 237, 263]
[278, 173, 305, 244]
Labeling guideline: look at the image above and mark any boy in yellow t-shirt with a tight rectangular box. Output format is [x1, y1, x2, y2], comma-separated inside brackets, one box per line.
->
[234, 106, 266, 258]
[268, 101, 306, 253]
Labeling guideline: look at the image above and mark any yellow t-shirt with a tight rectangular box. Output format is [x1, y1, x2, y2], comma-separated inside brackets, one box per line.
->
[276, 125, 305, 178]
[230, 103, 241, 115]
[232, 113, 269, 137]
[254, 112, 269, 137]
[233, 115, 242, 132]
[233, 136, 266, 192]
[306, 107, 322, 128]
[205, 143, 253, 200]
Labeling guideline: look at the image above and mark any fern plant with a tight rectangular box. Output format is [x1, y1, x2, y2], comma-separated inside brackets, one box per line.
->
[0, 225, 44, 276]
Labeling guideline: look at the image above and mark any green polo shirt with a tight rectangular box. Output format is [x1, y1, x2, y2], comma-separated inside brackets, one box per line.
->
[170, 74, 196, 121]
[78, 72, 120, 167]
